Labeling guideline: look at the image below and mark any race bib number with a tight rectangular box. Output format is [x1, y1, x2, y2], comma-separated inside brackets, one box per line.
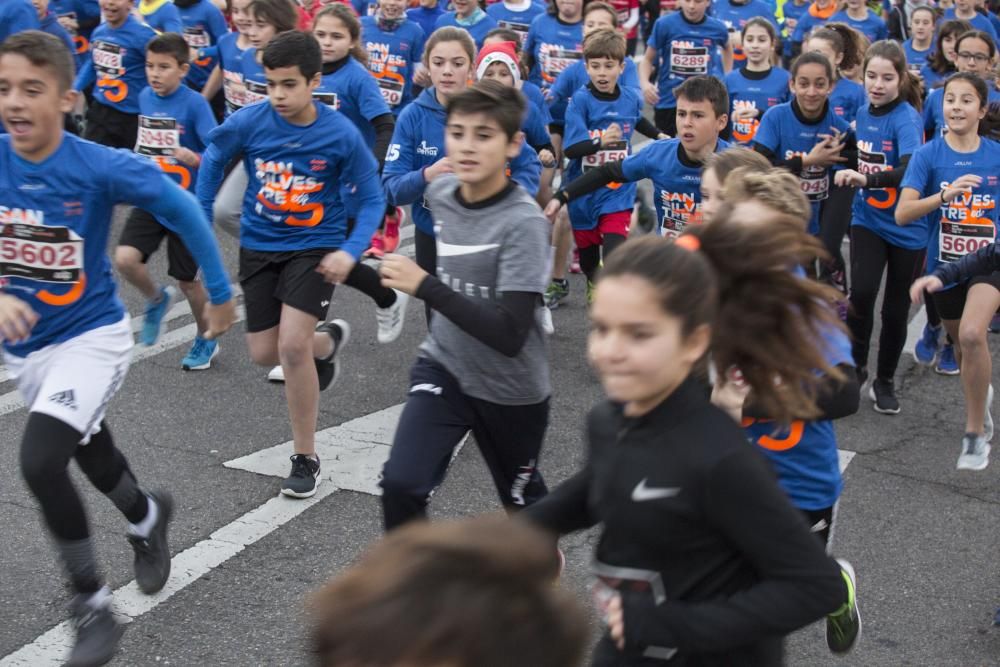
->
[497, 19, 529, 43]
[582, 141, 627, 172]
[0, 224, 83, 284]
[135, 116, 180, 157]
[858, 147, 897, 209]
[92, 40, 124, 78]
[377, 77, 404, 106]
[541, 47, 582, 83]
[223, 71, 247, 113]
[244, 79, 268, 105]
[313, 91, 339, 109]
[939, 219, 995, 262]
[799, 168, 829, 202]
[183, 27, 211, 48]
[669, 44, 708, 77]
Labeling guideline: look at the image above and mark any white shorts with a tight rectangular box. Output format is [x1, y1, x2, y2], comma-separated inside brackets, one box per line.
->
[4, 316, 133, 444]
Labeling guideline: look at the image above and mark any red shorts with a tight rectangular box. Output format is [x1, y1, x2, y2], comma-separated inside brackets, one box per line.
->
[572, 211, 631, 249]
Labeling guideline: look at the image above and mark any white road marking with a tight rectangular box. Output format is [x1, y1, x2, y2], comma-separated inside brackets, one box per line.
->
[838, 449, 856, 473]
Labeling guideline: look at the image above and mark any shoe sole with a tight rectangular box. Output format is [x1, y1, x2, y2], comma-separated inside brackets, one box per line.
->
[65, 621, 125, 667]
[280, 475, 321, 498]
[934, 365, 961, 376]
[868, 385, 901, 415]
[267, 366, 285, 383]
[912, 349, 937, 366]
[957, 444, 992, 471]
[828, 558, 862, 655]
[182, 345, 220, 371]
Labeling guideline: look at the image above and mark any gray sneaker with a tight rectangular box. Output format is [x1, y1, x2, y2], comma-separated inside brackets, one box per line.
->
[985, 384, 994, 442]
[66, 592, 124, 667]
[958, 434, 991, 471]
[127, 490, 173, 594]
[281, 454, 321, 498]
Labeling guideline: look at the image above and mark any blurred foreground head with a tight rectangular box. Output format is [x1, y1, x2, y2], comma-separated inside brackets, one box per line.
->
[311, 515, 587, 667]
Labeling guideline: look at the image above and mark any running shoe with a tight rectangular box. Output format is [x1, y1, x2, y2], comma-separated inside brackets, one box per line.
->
[936, 343, 960, 375]
[957, 433, 991, 471]
[127, 490, 174, 595]
[315, 319, 350, 391]
[826, 558, 861, 654]
[985, 384, 995, 442]
[67, 590, 124, 667]
[569, 248, 582, 274]
[913, 323, 942, 365]
[635, 202, 656, 234]
[383, 207, 404, 253]
[586, 280, 595, 305]
[282, 453, 320, 498]
[267, 365, 284, 383]
[544, 279, 569, 309]
[539, 305, 554, 335]
[990, 314, 1000, 333]
[140, 285, 176, 346]
[375, 290, 408, 344]
[869, 378, 900, 415]
[364, 232, 385, 259]
[181, 337, 219, 371]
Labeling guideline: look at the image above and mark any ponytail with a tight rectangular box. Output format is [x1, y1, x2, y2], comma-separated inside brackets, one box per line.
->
[810, 22, 865, 74]
[600, 219, 846, 424]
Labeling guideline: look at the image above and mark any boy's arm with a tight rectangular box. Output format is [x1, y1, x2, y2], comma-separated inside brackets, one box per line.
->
[934, 243, 1000, 287]
[195, 120, 242, 223]
[339, 139, 385, 260]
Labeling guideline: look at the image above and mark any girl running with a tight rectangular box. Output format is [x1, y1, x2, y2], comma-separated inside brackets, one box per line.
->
[925, 30, 1000, 137]
[921, 19, 974, 90]
[524, 0, 584, 143]
[898, 72, 1000, 471]
[724, 17, 790, 145]
[902, 4, 936, 74]
[523, 220, 857, 665]
[834, 40, 926, 415]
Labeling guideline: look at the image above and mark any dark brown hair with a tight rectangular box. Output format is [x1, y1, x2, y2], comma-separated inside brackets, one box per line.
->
[741, 15, 780, 54]
[955, 29, 998, 61]
[313, 4, 368, 65]
[0, 30, 75, 91]
[446, 79, 526, 138]
[809, 22, 865, 74]
[943, 72, 1000, 139]
[146, 32, 190, 66]
[791, 50, 834, 82]
[311, 515, 587, 667]
[583, 28, 626, 62]
[864, 39, 924, 111]
[928, 19, 973, 76]
[601, 220, 846, 423]
[674, 74, 729, 117]
[246, 0, 298, 35]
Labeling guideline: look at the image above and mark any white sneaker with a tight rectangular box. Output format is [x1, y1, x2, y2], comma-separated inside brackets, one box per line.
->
[267, 365, 285, 383]
[375, 289, 408, 344]
[985, 384, 994, 442]
[957, 433, 991, 471]
[539, 305, 554, 335]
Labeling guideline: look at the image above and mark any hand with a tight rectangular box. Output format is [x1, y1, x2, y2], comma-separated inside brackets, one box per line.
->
[543, 198, 563, 223]
[539, 148, 557, 168]
[731, 106, 759, 122]
[0, 294, 38, 343]
[423, 157, 453, 183]
[601, 123, 623, 146]
[57, 15, 79, 31]
[606, 592, 626, 651]
[803, 133, 846, 169]
[641, 81, 659, 106]
[941, 174, 982, 203]
[412, 66, 431, 88]
[201, 298, 237, 340]
[785, 17, 798, 30]
[171, 147, 200, 167]
[316, 249, 356, 284]
[711, 374, 751, 422]
[834, 169, 866, 188]
[910, 275, 944, 304]
[379, 252, 428, 295]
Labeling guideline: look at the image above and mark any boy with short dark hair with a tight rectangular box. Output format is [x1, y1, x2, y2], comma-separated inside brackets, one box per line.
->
[548, 74, 731, 238]
[197, 30, 385, 499]
[73, 0, 156, 148]
[114, 33, 219, 369]
[378, 80, 552, 530]
[561, 28, 664, 301]
[0, 30, 235, 666]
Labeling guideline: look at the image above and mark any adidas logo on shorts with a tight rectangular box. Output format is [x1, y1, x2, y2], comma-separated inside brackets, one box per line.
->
[48, 389, 78, 411]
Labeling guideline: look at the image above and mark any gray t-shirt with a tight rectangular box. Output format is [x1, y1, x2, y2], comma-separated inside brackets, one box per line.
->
[419, 176, 551, 405]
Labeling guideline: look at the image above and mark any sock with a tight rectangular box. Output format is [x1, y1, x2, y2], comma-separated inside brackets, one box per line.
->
[127, 495, 157, 538]
[106, 472, 147, 524]
[56, 538, 103, 595]
[82, 585, 113, 610]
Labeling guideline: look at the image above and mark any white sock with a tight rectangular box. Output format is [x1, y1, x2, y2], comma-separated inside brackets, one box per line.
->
[84, 586, 113, 611]
[127, 495, 158, 539]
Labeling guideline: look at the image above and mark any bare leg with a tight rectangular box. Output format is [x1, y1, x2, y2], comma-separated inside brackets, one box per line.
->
[958, 284, 1000, 434]
[113, 246, 159, 300]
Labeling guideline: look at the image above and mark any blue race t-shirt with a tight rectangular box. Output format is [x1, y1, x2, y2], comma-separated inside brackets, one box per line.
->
[0, 135, 168, 355]
[646, 10, 729, 109]
[199, 102, 381, 253]
[39, 11, 76, 63]
[710, 0, 778, 64]
[903, 38, 932, 74]
[240, 47, 269, 108]
[51, 0, 101, 65]
[620, 137, 730, 237]
[724, 66, 790, 144]
[214, 31, 246, 117]
[753, 100, 852, 234]
[360, 16, 426, 113]
[924, 85, 1000, 138]
[177, 0, 229, 91]
[901, 136, 1000, 275]
[486, 0, 546, 45]
[406, 4, 445, 37]
[138, 0, 183, 33]
[0, 0, 39, 41]
[315, 57, 391, 149]
[942, 8, 999, 43]
[827, 8, 887, 43]
[136, 84, 217, 193]
[74, 15, 157, 114]
[563, 85, 644, 226]
[524, 13, 583, 89]
[829, 77, 866, 123]
[850, 100, 926, 249]
[433, 11, 498, 48]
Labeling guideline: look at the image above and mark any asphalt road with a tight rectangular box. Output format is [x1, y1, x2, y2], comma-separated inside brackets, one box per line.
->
[0, 211, 997, 667]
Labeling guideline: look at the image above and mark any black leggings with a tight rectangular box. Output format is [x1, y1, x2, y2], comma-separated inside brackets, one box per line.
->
[847, 225, 927, 380]
[579, 233, 627, 283]
[415, 226, 437, 324]
[819, 185, 854, 277]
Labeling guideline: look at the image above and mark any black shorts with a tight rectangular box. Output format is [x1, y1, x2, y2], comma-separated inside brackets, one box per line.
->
[239, 247, 336, 332]
[119, 208, 199, 282]
[931, 271, 1000, 321]
[83, 101, 138, 150]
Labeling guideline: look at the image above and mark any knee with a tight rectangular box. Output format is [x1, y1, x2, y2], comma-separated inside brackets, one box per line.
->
[277, 335, 313, 367]
[176, 279, 201, 297]
[113, 246, 141, 273]
[958, 323, 986, 354]
[20, 414, 75, 490]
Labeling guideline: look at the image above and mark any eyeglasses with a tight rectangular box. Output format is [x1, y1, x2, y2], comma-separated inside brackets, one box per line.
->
[958, 51, 991, 63]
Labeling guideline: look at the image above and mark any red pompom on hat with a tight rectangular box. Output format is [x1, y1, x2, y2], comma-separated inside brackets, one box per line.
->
[476, 41, 521, 86]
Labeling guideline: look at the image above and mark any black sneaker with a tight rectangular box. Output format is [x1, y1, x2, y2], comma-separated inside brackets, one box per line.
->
[127, 490, 174, 595]
[869, 378, 901, 415]
[281, 454, 320, 498]
[314, 319, 350, 391]
[66, 593, 124, 667]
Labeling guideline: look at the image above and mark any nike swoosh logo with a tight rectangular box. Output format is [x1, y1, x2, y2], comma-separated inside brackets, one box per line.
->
[436, 240, 500, 257]
[631, 478, 681, 502]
